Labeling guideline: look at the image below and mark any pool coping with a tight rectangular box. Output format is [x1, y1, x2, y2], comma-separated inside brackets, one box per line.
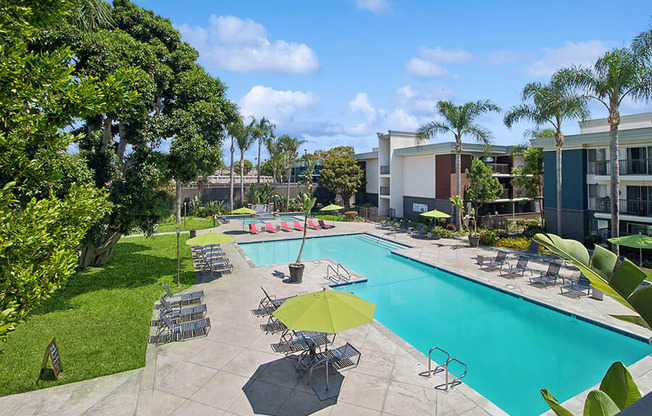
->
[235, 231, 652, 415]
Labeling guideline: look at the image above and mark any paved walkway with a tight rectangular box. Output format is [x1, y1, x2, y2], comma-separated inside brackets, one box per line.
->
[1, 220, 651, 416]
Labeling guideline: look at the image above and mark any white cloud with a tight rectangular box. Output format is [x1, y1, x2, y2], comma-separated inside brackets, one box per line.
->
[176, 15, 320, 74]
[526, 40, 617, 77]
[406, 58, 452, 78]
[394, 85, 452, 116]
[354, 0, 391, 14]
[405, 46, 472, 78]
[239, 86, 319, 125]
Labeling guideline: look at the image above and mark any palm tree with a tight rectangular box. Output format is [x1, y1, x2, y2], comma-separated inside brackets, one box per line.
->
[235, 123, 255, 206]
[227, 118, 245, 211]
[557, 47, 652, 240]
[264, 134, 282, 187]
[418, 100, 500, 230]
[504, 78, 589, 235]
[278, 135, 306, 211]
[249, 117, 275, 186]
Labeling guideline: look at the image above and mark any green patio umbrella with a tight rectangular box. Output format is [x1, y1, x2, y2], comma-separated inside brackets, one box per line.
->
[185, 232, 235, 246]
[607, 234, 652, 266]
[419, 209, 451, 219]
[273, 290, 375, 399]
[231, 207, 257, 215]
[319, 204, 344, 226]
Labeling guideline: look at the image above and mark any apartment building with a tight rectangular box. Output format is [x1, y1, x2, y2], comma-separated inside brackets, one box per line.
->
[355, 130, 539, 221]
[530, 112, 652, 241]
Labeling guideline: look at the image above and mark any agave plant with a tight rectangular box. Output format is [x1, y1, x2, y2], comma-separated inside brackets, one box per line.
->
[259, 183, 276, 204]
[246, 183, 262, 205]
[189, 196, 202, 216]
[533, 233, 652, 329]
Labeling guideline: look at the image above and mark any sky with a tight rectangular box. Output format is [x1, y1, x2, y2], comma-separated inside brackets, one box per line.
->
[136, 0, 652, 161]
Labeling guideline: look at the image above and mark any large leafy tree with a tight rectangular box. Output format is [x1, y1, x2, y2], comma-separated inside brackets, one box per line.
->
[556, 48, 652, 241]
[511, 147, 544, 223]
[278, 135, 306, 211]
[0, 0, 118, 344]
[465, 158, 503, 235]
[318, 146, 363, 208]
[504, 79, 589, 234]
[418, 100, 500, 230]
[39, 0, 236, 267]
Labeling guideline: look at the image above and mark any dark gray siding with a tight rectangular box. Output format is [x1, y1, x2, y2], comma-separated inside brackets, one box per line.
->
[402, 196, 453, 220]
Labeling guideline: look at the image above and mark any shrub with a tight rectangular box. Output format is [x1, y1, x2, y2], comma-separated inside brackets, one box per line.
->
[446, 223, 457, 231]
[496, 237, 531, 251]
[362, 202, 375, 208]
[479, 230, 498, 246]
[584, 235, 598, 249]
[433, 226, 454, 238]
[344, 211, 357, 220]
[523, 224, 545, 238]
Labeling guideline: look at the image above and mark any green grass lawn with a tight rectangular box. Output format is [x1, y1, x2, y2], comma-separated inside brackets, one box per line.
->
[0, 234, 195, 396]
[155, 216, 218, 233]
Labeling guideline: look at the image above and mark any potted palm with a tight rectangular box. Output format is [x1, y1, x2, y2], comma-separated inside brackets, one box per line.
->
[289, 192, 316, 283]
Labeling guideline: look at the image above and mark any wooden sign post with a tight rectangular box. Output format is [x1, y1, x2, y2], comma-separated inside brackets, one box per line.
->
[37, 338, 62, 383]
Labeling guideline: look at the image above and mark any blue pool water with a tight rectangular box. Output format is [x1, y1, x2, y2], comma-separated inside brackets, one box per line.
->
[240, 234, 651, 416]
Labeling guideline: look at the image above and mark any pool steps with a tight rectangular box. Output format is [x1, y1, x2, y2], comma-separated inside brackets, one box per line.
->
[325, 262, 351, 283]
[420, 346, 468, 391]
[354, 233, 405, 251]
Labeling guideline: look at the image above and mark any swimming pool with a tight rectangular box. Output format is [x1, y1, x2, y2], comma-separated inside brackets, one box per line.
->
[239, 233, 651, 416]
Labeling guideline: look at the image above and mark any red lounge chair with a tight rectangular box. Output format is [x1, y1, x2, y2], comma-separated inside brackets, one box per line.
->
[318, 219, 333, 229]
[249, 223, 259, 234]
[293, 221, 304, 231]
[307, 220, 321, 230]
[280, 221, 293, 232]
[265, 222, 277, 233]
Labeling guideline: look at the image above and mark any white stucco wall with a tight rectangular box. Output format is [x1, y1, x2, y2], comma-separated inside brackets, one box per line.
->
[402, 154, 436, 197]
[365, 159, 378, 193]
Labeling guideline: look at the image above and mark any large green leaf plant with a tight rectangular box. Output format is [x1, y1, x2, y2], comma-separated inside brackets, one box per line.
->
[533, 233, 651, 415]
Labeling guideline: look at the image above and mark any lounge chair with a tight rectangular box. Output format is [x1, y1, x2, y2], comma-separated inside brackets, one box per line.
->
[293, 221, 305, 231]
[265, 222, 277, 233]
[218, 215, 230, 224]
[298, 341, 361, 381]
[410, 223, 425, 236]
[249, 223, 260, 234]
[280, 221, 293, 232]
[478, 251, 507, 270]
[377, 219, 390, 229]
[318, 219, 333, 229]
[270, 330, 330, 355]
[162, 283, 204, 307]
[397, 220, 409, 232]
[156, 297, 207, 324]
[150, 310, 211, 344]
[561, 275, 591, 297]
[260, 316, 288, 334]
[307, 219, 321, 230]
[207, 260, 234, 274]
[529, 262, 562, 287]
[500, 256, 532, 277]
[251, 287, 296, 317]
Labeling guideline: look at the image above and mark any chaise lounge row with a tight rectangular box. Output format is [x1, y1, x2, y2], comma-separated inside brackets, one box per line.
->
[150, 283, 211, 344]
[249, 219, 333, 235]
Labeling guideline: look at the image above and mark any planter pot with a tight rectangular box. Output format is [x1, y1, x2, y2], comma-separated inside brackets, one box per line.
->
[189, 229, 197, 238]
[289, 263, 305, 284]
[468, 235, 480, 247]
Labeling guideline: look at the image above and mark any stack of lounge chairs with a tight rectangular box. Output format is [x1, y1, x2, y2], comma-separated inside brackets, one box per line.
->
[247, 218, 335, 235]
[191, 244, 234, 275]
[150, 283, 211, 344]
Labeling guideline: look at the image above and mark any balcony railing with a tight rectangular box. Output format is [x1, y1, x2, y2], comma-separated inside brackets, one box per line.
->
[486, 163, 510, 174]
[589, 159, 652, 176]
[380, 165, 390, 175]
[499, 189, 510, 199]
[595, 197, 652, 216]
[380, 186, 390, 195]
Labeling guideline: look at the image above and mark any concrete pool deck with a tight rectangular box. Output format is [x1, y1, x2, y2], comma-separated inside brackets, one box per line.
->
[1, 220, 651, 415]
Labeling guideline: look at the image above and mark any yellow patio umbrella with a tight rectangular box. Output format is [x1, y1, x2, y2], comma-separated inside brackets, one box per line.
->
[186, 232, 235, 279]
[231, 207, 257, 215]
[607, 234, 652, 266]
[273, 290, 375, 399]
[319, 204, 344, 226]
[419, 209, 451, 219]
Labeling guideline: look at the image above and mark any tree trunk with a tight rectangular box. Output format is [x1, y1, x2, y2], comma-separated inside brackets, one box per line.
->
[175, 181, 181, 223]
[272, 161, 277, 187]
[296, 213, 308, 263]
[286, 166, 291, 211]
[240, 151, 245, 207]
[455, 142, 462, 230]
[608, 111, 620, 248]
[79, 231, 122, 269]
[257, 138, 261, 186]
[229, 138, 235, 211]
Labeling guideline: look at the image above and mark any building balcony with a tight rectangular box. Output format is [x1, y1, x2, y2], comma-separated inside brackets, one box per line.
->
[486, 163, 510, 175]
[380, 165, 390, 175]
[595, 198, 652, 216]
[380, 186, 390, 196]
[589, 159, 652, 176]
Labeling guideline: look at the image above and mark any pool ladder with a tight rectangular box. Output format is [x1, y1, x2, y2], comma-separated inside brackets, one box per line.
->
[419, 346, 467, 391]
[325, 262, 351, 283]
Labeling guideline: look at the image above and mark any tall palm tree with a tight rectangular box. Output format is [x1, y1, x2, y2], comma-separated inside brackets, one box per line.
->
[227, 118, 245, 211]
[264, 134, 282, 187]
[249, 117, 275, 186]
[504, 78, 589, 235]
[418, 100, 500, 230]
[557, 47, 652, 240]
[235, 124, 255, 206]
[278, 135, 306, 211]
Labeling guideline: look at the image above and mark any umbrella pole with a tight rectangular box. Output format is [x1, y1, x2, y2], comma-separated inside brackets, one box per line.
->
[325, 335, 329, 391]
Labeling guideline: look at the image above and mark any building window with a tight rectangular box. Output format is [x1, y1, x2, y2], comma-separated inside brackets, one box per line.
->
[588, 148, 607, 175]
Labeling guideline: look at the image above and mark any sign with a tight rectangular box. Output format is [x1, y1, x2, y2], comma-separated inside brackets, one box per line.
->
[412, 203, 428, 213]
[38, 338, 62, 382]
[482, 156, 495, 163]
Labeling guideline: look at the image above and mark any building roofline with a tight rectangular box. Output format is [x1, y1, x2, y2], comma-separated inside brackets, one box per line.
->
[395, 142, 513, 156]
[578, 112, 652, 130]
[354, 151, 378, 160]
[530, 127, 652, 149]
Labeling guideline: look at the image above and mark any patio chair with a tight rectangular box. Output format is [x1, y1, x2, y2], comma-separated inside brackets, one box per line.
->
[529, 262, 562, 287]
[156, 297, 207, 324]
[150, 310, 211, 344]
[478, 251, 507, 270]
[560, 275, 592, 297]
[249, 223, 260, 234]
[265, 222, 277, 233]
[162, 283, 204, 307]
[218, 215, 230, 224]
[251, 287, 296, 317]
[207, 260, 234, 274]
[377, 219, 389, 229]
[270, 330, 329, 355]
[298, 341, 362, 381]
[307, 219, 321, 230]
[293, 221, 305, 231]
[260, 315, 288, 334]
[500, 256, 532, 277]
[280, 221, 293, 232]
[397, 220, 409, 232]
[318, 219, 333, 229]
[410, 223, 425, 236]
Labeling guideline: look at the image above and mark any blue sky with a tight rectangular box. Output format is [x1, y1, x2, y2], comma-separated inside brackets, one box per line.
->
[137, 0, 652, 160]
